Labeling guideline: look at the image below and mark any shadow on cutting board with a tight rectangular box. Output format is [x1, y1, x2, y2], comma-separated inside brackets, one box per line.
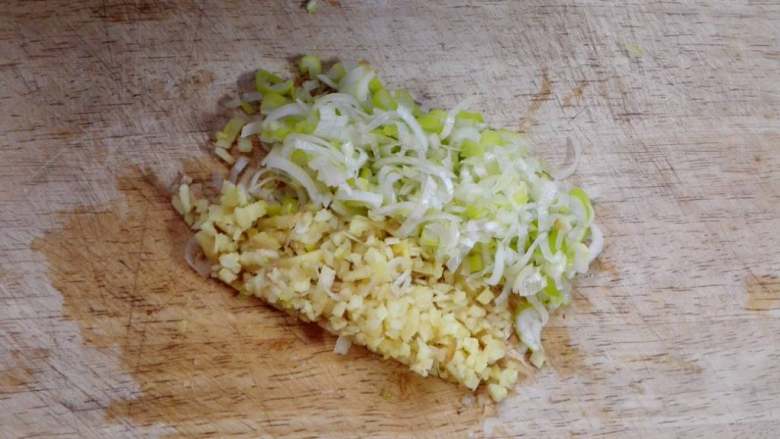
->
[34, 162, 564, 437]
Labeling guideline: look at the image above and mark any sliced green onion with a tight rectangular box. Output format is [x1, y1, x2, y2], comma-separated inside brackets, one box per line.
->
[291, 149, 311, 166]
[238, 137, 253, 153]
[548, 228, 559, 252]
[266, 202, 282, 216]
[542, 276, 565, 308]
[215, 117, 246, 148]
[327, 62, 346, 82]
[394, 90, 420, 115]
[281, 197, 298, 214]
[479, 129, 503, 147]
[513, 302, 542, 352]
[293, 111, 319, 134]
[464, 204, 487, 219]
[420, 226, 439, 247]
[497, 128, 525, 145]
[368, 77, 383, 93]
[240, 102, 256, 115]
[417, 109, 447, 133]
[456, 111, 485, 124]
[214, 146, 234, 164]
[570, 187, 594, 224]
[514, 182, 529, 204]
[299, 55, 322, 77]
[382, 124, 398, 138]
[260, 120, 292, 142]
[459, 139, 484, 158]
[260, 93, 290, 114]
[372, 88, 397, 110]
[256, 69, 293, 96]
[468, 251, 484, 273]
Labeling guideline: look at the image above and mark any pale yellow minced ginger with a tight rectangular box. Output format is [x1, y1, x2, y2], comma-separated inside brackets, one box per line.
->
[173, 181, 521, 401]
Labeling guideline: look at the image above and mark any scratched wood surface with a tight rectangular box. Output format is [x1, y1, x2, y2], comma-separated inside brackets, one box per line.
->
[1, 1, 779, 438]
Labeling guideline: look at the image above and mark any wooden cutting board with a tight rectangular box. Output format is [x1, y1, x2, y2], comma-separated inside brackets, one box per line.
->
[1, 1, 779, 438]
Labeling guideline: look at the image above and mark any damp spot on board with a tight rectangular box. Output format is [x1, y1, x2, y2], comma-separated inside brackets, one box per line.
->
[298, 321, 326, 343]
[745, 275, 780, 312]
[562, 81, 588, 108]
[0, 364, 33, 391]
[543, 325, 588, 379]
[93, 1, 176, 23]
[177, 70, 216, 100]
[395, 370, 417, 400]
[571, 290, 595, 314]
[593, 256, 619, 280]
[632, 352, 703, 378]
[519, 70, 552, 132]
[661, 354, 703, 374]
[0, 349, 49, 393]
[31, 166, 483, 437]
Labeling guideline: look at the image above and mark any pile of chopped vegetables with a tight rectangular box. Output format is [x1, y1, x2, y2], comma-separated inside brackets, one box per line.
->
[172, 56, 602, 401]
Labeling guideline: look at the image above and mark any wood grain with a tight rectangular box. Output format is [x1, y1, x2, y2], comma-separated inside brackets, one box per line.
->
[1, 1, 779, 438]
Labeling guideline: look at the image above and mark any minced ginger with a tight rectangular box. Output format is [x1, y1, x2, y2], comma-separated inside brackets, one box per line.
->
[173, 180, 520, 401]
